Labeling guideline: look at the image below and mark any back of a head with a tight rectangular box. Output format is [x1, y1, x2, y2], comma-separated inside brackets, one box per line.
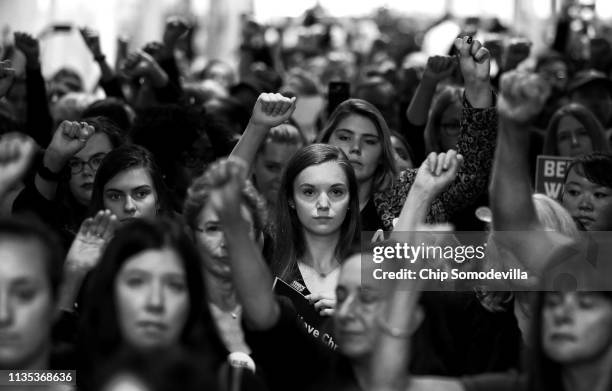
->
[533, 193, 580, 239]
[353, 76, 399, 130]
[82, 99, 133, 134]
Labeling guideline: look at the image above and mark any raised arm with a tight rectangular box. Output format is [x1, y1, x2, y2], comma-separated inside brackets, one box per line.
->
[14, 32, 53, 147]
[491, 70, 550, 232]
[371, 152, 460, 391]
[393, 150, 463, 233]
[34, 121, 95, 201]
[206, 159, 280, 329]
[229, 93, 296, 169]
[58, 210, 118, 312]
[406, 55, 456, 127]
[374, 38, 497, 230]
[79, 27, 125, 99]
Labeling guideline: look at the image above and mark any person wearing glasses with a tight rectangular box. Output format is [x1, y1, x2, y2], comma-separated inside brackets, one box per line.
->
[12, 116, 124, 245]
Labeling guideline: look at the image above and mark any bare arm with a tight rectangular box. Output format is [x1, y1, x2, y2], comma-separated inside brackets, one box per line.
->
[491, 71, 551, 232]
[206, 159, 280, 329]
[34, 121, 95, 201]
[372, 151, 461, 391]
[406, 56, 456, 126]
[229, 93, 296, 171]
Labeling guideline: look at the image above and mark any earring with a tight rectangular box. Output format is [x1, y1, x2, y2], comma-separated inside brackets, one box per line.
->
[289, 201, 295, 209]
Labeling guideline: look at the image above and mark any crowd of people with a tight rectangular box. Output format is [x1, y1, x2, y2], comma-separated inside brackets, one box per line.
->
[0, 4, 612, 391]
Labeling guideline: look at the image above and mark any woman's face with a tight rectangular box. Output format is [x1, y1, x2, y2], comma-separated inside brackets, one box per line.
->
[115, 248, 189, 349]
[0, 239, 54, 369]
[334, 254, 386, 360]
[103, 168, 158, 223]
[69, 133, 113, 206]
[538, 60, 568, 92]
[438, 104, 461, 152]
[390, 136, 413, 170]
[556, 115, 593, 158]
[542, 292, 612, 365]
[562, 167, 612, 230]
[292, 161, 350, 237]
[328, 114, 382, 183]
[254, 140, 301, 206]
[195, 202, 256, 280]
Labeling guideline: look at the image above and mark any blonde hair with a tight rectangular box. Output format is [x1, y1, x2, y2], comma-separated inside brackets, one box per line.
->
[533, 193, 580, 239]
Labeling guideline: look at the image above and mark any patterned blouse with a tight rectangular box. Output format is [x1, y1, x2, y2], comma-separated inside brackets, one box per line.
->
[373, 95, 498, 230]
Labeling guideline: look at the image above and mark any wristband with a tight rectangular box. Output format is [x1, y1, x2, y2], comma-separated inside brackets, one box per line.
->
[37, 161, 62, 181]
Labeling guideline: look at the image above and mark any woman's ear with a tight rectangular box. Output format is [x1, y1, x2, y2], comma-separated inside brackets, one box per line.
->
[288, 199, 295, 209]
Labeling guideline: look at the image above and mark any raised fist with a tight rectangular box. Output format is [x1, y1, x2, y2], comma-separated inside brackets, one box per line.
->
[498, 70, 551, 123]
[413, 149, 464, 197]
[47, 121, 95, 162]
[163, 16, 190, 47]
[79, 27, 103, 58]
[142, 41, 165, 60]
[14, 32, 40, 64]
[0, 133, 37, 191]
[454, 36, 491, 85]
[121, 50, 156, 79]
[423, 55, 456, 82]
[205, 158, 249, 223]
[249, 93, 297, 129]
[503, 38, 531, 71]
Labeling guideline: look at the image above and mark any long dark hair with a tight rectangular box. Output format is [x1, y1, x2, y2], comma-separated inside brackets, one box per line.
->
[272, 143, 361, 282]
[77, 218, 227, 388]
[543, 103, 610, 156]
[527, 291, 612, 391]
[88, 144, 172, 217]
[317, 99, 397, 191]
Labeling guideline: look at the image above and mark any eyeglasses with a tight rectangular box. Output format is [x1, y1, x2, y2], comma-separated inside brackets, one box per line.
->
[67, 153, 107, 175]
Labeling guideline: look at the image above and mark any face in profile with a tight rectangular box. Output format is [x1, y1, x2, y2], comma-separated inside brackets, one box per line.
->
[103, 168, 158, 223]
[115, 248, 189, 349]
[292, 161, 350, 237]
[542, 292, 612, 365]
[254, 139, 301, 205]
[328, 114, 382, 183]
[195, 202, 256, 280]
[69, 132, 113, 206]
[0, 238, 55, 369]
[556, 115, 593, 158]
[562, 167, 612, 230]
